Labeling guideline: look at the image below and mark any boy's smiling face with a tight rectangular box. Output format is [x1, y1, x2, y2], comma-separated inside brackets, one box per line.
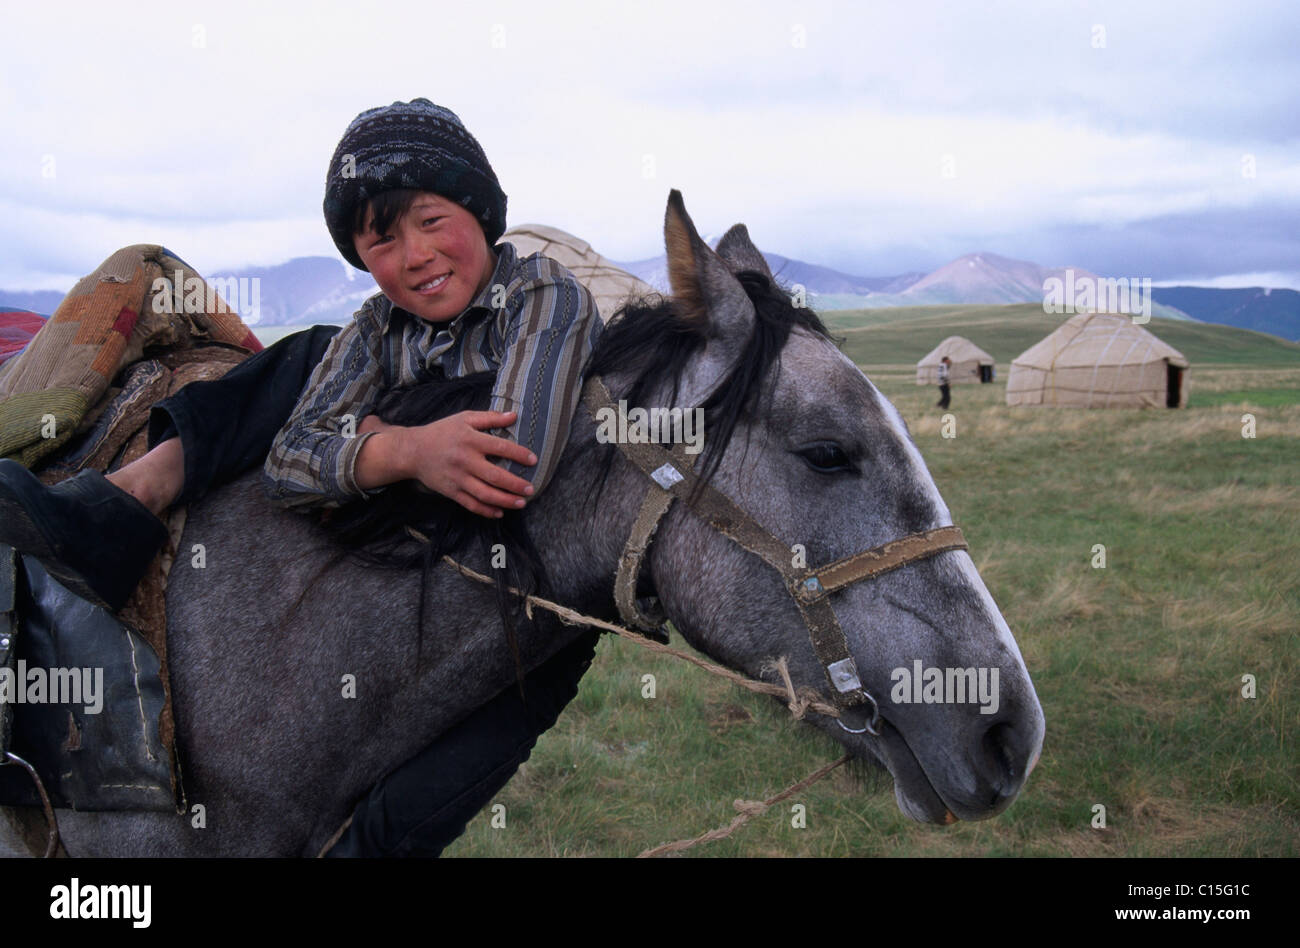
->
[354, 191, 497, 323]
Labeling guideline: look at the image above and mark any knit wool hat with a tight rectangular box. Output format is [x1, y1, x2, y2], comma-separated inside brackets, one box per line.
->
[323, 98, 507, 271]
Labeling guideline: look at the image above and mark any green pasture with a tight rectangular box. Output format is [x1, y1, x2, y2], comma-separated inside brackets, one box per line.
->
[822, 303, 1300, 369]
[444, 305, 1300, 857]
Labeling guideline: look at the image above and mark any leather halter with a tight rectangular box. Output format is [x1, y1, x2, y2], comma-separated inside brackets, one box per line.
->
[582, 377, 968, 736]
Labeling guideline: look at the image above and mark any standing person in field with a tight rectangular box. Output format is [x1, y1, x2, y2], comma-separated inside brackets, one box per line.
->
[0, 98, 604, 856]
[937, 355, 952, 409]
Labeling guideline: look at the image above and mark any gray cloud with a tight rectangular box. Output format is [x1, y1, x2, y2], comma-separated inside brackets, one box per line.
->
[1, 0, 1296, 292]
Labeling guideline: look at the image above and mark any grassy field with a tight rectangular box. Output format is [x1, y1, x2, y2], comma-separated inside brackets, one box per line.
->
[822, 303, 1300, 370]
[443, 306, 1300, 858]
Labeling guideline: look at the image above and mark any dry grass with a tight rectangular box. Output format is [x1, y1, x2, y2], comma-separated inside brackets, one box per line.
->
[1028, 571, 1107, 625]
[1187, 365, 1300, 393]
[1126, 480, 1300, 516]
[1114, 405, 1300, 442]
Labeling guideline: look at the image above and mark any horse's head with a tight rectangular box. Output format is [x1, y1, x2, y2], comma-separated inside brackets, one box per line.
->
[587, 191, 1045, 824]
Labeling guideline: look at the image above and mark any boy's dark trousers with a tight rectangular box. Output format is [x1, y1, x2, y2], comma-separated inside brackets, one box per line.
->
[147, 325, 597, 856]
[937, 383, 951, 409]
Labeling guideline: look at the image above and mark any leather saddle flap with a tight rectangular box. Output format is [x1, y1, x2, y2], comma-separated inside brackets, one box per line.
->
[0, 555, 175, 811]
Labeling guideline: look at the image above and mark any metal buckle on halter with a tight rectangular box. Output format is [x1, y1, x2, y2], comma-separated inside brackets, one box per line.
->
[826, 657, 862, 693]
[826, 659, 883, 735]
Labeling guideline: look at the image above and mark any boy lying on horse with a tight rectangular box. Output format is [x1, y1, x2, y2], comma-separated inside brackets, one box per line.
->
[0, 98, 604, 856]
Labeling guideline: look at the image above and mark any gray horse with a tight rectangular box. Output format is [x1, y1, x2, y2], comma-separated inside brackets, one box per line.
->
[3, 192, 1043, 856]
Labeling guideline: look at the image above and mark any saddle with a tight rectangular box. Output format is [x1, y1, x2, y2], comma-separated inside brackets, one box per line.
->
[0, 246, 260, 853]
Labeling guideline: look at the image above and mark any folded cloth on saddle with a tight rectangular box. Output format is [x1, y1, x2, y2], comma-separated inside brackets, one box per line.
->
[0, 245, 262, 469]
[0, 309, 48, 368]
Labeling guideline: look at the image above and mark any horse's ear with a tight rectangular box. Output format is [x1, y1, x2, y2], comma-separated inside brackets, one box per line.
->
[663, 190, 755, 406]
[665, 191, 754, 339]
[715, 224, 773, 280]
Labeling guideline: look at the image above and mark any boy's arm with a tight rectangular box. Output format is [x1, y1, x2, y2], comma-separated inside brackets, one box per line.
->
[263, 311, 388, 509]
[490, 266, 603, 496]
[264, 305, 537, 516]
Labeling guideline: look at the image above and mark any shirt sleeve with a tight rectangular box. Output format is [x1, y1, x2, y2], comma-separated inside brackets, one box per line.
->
[488, 270, 602, 496]
[262, 312, 389, 509]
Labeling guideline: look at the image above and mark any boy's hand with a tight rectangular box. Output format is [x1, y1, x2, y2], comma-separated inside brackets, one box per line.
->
[354, 410, 536, 516]
[399, 410, 536, 518]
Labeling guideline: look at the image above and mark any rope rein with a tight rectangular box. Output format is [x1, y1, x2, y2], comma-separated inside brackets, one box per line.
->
[430, 546, 853, 856]
[636, 754, 850, 858]
[437, 553, 844, 720]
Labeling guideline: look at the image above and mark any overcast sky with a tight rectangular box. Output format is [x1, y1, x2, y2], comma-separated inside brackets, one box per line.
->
[3, 0, 1297, 291]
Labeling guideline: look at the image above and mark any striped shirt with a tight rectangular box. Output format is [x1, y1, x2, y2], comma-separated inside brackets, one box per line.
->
[263, 241, 603, 508]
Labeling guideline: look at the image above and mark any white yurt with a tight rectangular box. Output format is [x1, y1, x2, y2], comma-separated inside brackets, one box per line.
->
[1006, 312, 1189, 408]
[499, 224, 658, 323]
[916, 336, 996, 385]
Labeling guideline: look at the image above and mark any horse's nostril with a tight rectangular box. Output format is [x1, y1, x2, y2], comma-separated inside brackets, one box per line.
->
[981, 720, 1024, 793]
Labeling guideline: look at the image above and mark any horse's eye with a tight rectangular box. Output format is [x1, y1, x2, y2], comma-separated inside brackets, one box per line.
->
[796, 442, 852, 473]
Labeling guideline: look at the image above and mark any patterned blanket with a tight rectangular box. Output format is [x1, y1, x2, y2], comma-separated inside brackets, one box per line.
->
[0, 244, 261, 468]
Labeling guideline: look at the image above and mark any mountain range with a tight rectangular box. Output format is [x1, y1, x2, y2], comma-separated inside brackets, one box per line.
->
[616, 251, 924, 298]
[1145, 285, 1300, 340]
[615, 249, 1296, 339]
[4, 247, 1297, 341]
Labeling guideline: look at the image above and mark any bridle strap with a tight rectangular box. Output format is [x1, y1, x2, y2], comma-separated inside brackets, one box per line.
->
[615, 464, 679, 632]
[798, 526, 969, 602]
[582, 377, 969, 722]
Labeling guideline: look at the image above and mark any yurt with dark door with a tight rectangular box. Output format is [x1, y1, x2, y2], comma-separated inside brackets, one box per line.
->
[1006, 312, 1189, 408]
[916, 335, 996, 385]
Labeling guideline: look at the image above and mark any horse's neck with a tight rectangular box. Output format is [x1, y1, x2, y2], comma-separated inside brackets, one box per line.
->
[522, 451, 626, 618]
